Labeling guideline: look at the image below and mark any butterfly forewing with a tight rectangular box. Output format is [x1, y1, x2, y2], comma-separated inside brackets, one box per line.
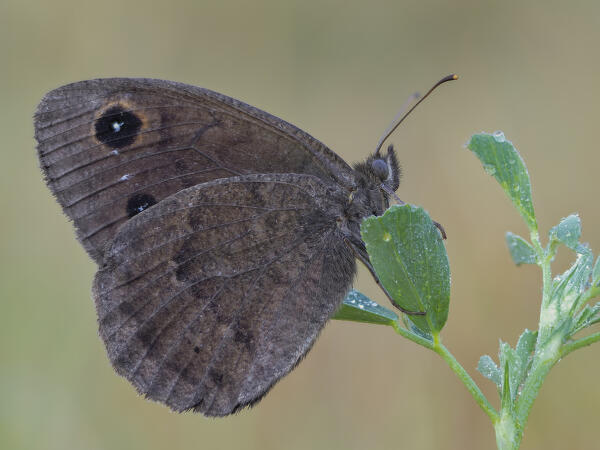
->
[93, 174, 355, 415]
[34, 78, 357, 263]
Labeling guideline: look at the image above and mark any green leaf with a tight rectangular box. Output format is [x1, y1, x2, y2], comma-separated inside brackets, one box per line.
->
[588, 303, 600, 327]
[361, 204, 450, 334]
[477, 355, 502, 386]
[493, 330, 537, 401]
[467, 132, 537, 232]
[573, 302, 600, 334]
[550, 246, 594, 313]
[512, 329, 537, 397]
[505, 232, 537, 265]
[499, 341, 517, 399]
[593, 256, 600, 286]
[501, 360, 512, 411]
[403, 315, 433, 342]
[574, 304, 594, 331]
[549, 214, 581, 251]
[334, 290, 398, 326]
[515, 329, 537, 362]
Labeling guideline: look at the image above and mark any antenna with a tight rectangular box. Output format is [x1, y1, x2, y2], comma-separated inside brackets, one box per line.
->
[374, 74, 458, 154]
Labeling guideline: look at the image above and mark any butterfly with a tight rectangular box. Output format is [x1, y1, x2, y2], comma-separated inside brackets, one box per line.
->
[34, 75, 455, 416]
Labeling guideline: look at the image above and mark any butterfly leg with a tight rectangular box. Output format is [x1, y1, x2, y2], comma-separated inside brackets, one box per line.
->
[343, 237, 426, 316]
[432, 221, 447, 240]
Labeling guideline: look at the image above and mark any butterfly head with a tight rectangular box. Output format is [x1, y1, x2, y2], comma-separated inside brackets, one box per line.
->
[371, 144, 401, 191]
[349, 144, 401, 218]
[353, 143, 401, 190]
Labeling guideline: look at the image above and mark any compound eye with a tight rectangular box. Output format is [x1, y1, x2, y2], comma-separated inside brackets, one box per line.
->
[372, 159, 389, 181]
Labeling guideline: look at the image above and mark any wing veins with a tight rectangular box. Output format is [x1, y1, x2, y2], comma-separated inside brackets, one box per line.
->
[83, 215, 127, 240]
[37, 103, 208, 133]
[41, 120, 207, 157]
[113, 209, 308, 277]
[101, 214, 267, 305]
[127, 280, 228, 381]
[63, 166, 230, 208]
[108, 213, 267, 281]
[49, 146, 197, 185]
[161, 233, 309, 405]
[73, 176, 322, 222]
[203, 232, 329, 412]
[120, 225, 303, 382]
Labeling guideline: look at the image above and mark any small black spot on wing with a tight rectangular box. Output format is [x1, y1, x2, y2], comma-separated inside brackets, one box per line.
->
[95, 105, 142, 149]
[118, 301, 136, 315]
[126, 193, 157, 218]
[209, 368, 224, 387]
[234, 329, 254, 351]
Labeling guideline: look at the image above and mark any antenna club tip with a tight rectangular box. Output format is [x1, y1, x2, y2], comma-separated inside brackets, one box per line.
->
[439, 74, 459, 84]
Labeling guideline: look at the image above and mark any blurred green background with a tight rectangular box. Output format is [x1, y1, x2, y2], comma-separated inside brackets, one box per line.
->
[2, 0, 600, 449]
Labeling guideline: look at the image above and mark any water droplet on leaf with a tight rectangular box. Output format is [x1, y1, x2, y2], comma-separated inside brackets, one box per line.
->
[493, 131, 506, 142]
[483, 164, 496, 176]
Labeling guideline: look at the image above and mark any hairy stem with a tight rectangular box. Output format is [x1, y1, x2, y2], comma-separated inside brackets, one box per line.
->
[561, 331, 600, 357]
[432, 335, 500, 424]
[391, 321, 434, 349]
[514, 230, 560, 428]
[391, 322, 498, 423]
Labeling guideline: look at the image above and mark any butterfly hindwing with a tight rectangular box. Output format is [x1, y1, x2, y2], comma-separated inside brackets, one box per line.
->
[93, 173, 356, 416]
[34, 78, 357, 263]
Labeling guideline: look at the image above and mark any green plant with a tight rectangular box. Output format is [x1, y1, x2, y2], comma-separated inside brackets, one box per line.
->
[333, 132, 600, 450]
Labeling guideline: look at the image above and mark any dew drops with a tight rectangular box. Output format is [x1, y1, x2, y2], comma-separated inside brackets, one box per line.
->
[493, 130, 506, 142]
[383, 232, 392, 242]
[483, 164, 497, 176]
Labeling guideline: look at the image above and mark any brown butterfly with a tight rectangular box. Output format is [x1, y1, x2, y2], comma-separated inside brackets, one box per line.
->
[34, 76, 455, 416]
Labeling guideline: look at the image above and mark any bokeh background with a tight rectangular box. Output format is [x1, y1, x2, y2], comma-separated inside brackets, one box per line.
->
[2, 1, 600, 449]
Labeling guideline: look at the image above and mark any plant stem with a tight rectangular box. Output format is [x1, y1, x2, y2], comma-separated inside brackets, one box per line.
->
[391, 321, 434, 349]
[531, 230, 552, 309]
[391, 322, 499, 423]
[514, 230, 561, 428]
[495, 409, 520, 450]
[432, 335, 500, 424]
[515, 345, 559, 425]
[561, 331, 600, 357]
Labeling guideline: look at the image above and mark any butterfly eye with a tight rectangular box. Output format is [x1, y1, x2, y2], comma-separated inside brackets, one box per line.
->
[371, 159, 389, 182]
